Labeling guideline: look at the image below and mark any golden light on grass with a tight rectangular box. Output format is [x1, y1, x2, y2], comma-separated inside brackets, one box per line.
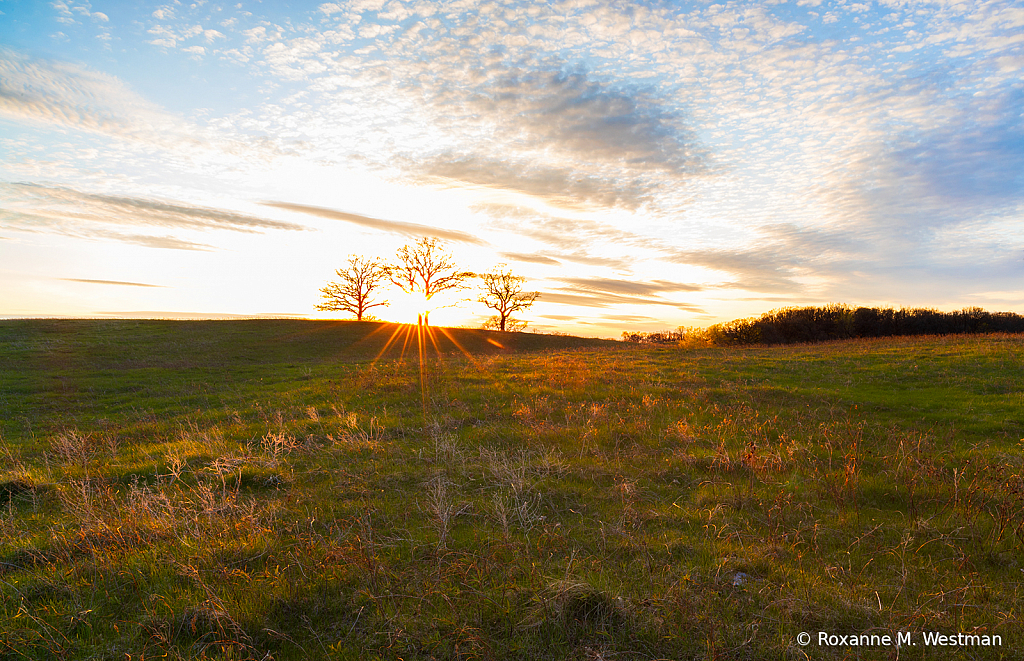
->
[367, 313, 492, 427]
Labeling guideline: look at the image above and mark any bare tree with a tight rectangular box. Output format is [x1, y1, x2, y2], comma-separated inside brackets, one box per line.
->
[316, 255, 389, 321]
[478, 264, 540, 332]
[389, 237, 473, 323]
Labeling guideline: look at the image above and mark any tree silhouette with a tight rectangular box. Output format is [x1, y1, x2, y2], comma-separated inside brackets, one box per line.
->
[389, 237, 473, 324]
[316, 255, 389, 321]
[478, 264, 540, 332]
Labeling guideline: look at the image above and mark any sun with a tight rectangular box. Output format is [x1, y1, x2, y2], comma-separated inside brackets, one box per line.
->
[388, 291, 434, 325]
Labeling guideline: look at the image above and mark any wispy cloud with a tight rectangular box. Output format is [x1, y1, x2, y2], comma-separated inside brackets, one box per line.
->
[544, 252, 634, 269]
[262, 201, 487, 245]
[499, 252, 561, 266]
[92, 311, 306, 319]
[663, 247, 804, 294]
[482, 202, 817, 292]
[0, 48, 183, 145]
[0, 48, 295, 175]
[536, 292, 618, 309]
[541, 289, 703, 311]
[60, 278, 166, 287]
[2, 183, 305, 231]
[885, 94, 1024, 209]
[110, 233, 216, 251]
[476, 203, 648, 250]
[8, 220, 216, 251]
[0, 183, 305, 250]
[599, 314, 663, 322]
[420, 157, 652, 211]
[544, 275, 705, 311]
[555, 277, 702, 296]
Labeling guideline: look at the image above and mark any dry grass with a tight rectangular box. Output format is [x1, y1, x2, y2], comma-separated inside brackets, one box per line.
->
[0, 322, 1021, 659]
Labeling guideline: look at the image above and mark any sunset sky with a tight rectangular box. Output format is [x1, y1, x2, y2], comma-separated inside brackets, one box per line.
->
[2, 0, 1022, 336]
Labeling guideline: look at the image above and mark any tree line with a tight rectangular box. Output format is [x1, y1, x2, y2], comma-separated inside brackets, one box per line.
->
[623, 304, 1024, 346]
[316, 237, 539, 331]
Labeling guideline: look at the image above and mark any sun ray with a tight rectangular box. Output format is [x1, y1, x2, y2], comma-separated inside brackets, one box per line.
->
[354, 320, 401, 346]
[425, 323, 443, 358]
[416, 320, 428, 422]
[372, 322, 409, 364]
[436, 326, 484, 370]
[399, 322, 415, 361]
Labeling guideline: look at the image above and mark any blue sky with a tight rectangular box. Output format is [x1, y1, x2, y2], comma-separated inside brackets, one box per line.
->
[1, 0, 1022, 334]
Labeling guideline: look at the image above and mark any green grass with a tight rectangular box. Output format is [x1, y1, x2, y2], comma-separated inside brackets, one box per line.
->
[1, 320, 1021, 659]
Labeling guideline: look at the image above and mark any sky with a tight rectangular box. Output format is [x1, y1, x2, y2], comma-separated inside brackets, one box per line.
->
[1, 0, 1022, 336]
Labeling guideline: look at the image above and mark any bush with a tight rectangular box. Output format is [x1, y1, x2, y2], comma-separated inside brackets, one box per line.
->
[627, 305, 1024, 347]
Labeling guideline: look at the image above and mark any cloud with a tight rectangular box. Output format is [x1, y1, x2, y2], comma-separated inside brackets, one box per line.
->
[476, 203, 645, 250]
[478, 204, 665, 269]
[720, 297, 809, 303]
[242, 17, 711, 207]
[51, 1, 109, 25]
[890, 97, 1024, 208]
[8, 220, 216, 250]
[546, 276, 705, 310]
[499, 252, 561, 266]
[0, 48, 184, 144]
[92, 311, 306, 319]
[110, 234, 216, 251]
[550, 253, 634, 269]
[464, 64, 704, 173]
[555, 277, 702, 296]
[318, 4, 344, 16]
[788, 88, 1024, 295]
[262, 201, 487, 245]
[0, 48, 290, 167]
[599, 314, 663, 322]
[406, 60, 710, 209]
[486, 205, 708, 275]
[0, 183, 305, 250]
[537, 292, 616, 309]
[420, 157, 653, 210]
[541, 288, 703, 311]
[2, 183, 306, 233]
[664, 247, 803, 293]
[815, 91, 1024, 234]
[60, 278, 166, 287]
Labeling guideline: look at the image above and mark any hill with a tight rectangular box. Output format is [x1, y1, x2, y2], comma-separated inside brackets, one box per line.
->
[0, 318, 618, 370]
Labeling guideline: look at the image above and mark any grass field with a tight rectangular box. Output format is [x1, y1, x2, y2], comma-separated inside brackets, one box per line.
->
[1, 320, 1022, 660]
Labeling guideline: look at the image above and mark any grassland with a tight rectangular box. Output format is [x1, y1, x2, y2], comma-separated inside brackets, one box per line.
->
[1, 319, 1021, 660]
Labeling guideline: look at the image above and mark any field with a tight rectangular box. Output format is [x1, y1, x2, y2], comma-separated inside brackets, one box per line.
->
[1, 320, 1022, 660]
